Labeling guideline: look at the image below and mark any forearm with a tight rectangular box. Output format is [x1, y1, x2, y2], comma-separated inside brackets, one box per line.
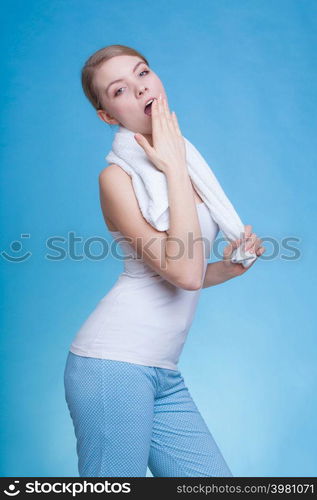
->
[164, 165, 204, 288]
[202, 261, 238, 288]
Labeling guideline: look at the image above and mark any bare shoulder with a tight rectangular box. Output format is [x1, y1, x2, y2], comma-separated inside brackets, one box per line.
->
[98, 163, 133, 209]
[98, 164, 132, 231]
[98, 163, 131, 203]
[99, 163, 130, 184]
[98, 163, 138, 225]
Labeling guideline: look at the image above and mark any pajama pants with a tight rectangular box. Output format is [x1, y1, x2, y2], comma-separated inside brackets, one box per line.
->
[63, 351, 233, 477]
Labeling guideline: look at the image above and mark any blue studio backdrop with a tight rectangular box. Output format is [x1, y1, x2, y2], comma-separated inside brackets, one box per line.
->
[1, 0, 316, 477]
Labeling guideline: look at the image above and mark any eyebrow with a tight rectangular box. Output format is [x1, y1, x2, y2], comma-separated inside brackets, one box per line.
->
[105, 61, 146, 97]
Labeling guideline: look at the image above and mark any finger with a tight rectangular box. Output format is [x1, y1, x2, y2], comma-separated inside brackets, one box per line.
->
[245, 233, 257, 250]
[159, 94, 168, 133]
[224, 239, 240, 257]
[244, 224, 252, 238]
[151, 98, 161, 143]
[253, 237, 262, 252]
[171, 110, 182, 137]
[160, 95, 172, 134]
[157, 93, 164, 130]
[162, 95, 172, 122]
[223, 243, 233, 258]
[233, 238, 242, 248]
[256, 246, 266, 256]
[162, 95, 174, 134]
[134, 133, 155, 160]
[247, 238, 260, 254]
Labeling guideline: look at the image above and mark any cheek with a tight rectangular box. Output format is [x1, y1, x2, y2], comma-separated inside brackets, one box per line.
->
[116, 101, 133, 115]
[151, 73, 163, 87]
[107, 100, 126, 116]
[117, 98, 138, 116]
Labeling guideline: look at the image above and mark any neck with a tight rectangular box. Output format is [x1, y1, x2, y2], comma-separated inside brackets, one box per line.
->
[143, 133, 153, 147]
[118, 125, 153, 147]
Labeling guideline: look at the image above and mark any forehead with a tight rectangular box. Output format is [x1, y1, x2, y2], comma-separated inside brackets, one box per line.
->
[94, 55, 145, 87]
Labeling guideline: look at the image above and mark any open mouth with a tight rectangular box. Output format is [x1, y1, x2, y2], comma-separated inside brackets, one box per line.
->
[144, 98, 155, 116]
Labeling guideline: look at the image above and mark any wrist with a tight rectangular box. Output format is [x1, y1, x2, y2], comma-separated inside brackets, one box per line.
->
[164, 162, 188, 177]
[221, 260, 240, 280]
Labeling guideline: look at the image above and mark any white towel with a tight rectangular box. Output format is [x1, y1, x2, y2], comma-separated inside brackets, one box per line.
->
[106, 125, 256, 268]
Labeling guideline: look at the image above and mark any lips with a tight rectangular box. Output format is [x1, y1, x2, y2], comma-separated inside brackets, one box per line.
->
[144, 97, 156, 115]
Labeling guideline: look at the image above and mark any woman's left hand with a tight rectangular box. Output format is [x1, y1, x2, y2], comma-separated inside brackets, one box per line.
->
[222, 224, 266, 277]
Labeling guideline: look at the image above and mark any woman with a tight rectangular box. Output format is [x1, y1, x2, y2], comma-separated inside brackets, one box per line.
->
[64, 44, 265, 478]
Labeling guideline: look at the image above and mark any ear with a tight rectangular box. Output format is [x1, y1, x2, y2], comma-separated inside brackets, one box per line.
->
[96, 109, 120, 125]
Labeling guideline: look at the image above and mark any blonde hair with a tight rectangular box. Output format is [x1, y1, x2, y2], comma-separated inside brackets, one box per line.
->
[81, 44, 149, 112]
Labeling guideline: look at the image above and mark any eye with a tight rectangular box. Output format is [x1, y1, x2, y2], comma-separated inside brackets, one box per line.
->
[114, 88, 124, 97]
[114, 69, 150, 97]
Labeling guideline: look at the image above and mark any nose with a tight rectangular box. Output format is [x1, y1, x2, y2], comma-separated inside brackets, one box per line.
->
[137, 85, 148, 97]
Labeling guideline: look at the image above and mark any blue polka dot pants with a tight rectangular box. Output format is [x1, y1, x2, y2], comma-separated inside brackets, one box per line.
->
[63, 351, 233, 477]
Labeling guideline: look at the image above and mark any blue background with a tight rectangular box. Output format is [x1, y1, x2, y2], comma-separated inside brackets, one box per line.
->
[1, 0, 316, 477]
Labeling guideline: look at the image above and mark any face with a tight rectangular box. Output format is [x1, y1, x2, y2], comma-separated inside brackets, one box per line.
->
[94, 55, 167, 139]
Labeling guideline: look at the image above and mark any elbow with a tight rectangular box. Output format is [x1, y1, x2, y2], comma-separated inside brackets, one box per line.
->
[169, 265, 204, 291]
[188, 281, 203, 291]
[179, 266, 204, 291]
[177, 277, 203, 291]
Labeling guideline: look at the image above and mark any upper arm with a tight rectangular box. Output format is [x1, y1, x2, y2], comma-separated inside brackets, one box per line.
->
[98, 164, 194, 290]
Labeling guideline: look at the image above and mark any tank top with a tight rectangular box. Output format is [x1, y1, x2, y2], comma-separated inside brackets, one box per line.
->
[69, 202, 219, 370]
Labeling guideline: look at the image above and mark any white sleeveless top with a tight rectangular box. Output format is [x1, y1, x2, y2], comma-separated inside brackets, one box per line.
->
[69, 202, 219, 370]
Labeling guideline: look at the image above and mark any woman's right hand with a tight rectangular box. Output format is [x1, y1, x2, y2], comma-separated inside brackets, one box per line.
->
[222, 224, 266, 276]
[134, 93, 187, 174]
